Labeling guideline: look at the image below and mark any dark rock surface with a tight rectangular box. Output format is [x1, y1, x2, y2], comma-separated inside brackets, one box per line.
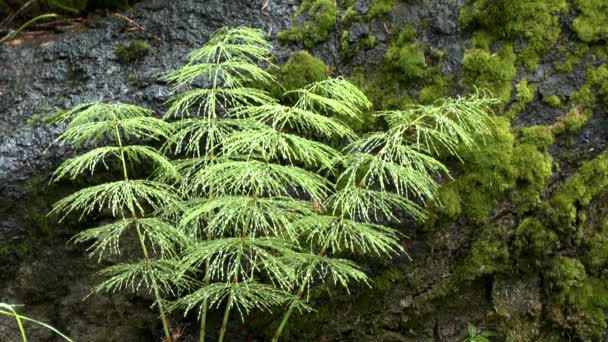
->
[0, 0, 607, 341]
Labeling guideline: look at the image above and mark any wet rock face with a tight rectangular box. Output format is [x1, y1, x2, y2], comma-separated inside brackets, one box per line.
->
[1, 0, 607, 341]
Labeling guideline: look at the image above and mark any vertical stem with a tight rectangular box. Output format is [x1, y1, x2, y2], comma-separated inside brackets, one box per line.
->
[114, 123, 172, 342]
[272, 244, 329, 342]
[199, 233, 213, 342]
[218, 260, 240, 342]
[14, 312, 27, 342]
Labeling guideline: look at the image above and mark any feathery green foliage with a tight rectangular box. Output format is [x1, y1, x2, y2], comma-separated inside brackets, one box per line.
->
[156, 26, 499, 342]
[49, 102, 182, 342]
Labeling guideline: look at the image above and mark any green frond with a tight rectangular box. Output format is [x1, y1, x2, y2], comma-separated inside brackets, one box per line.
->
[327, 185, 426, 222]
[170, 281, 296, 322]
[180, 196, 315, 239]
[49, 102, 153, 126]
[344, 130, 450, 176]
[50, 180, 181, 221]
[377, 91, 497, 157]
[230, 103, 357, 140]
[287, 77, 372, 118]
[222, 126, 342, 168]
[52, 145, 179, 181]
[293, 216, 403, 256]
[56, 116, 174, 147]
[187, 159, 330, 202]
[71, 217, 186, 260]
[290, 253, 369, 292]
[164, 87, 275, 119]
[186, 27, 272, 64]
[70, 219, 131, 259]
[164, 118, 265, 156]
[164, 61, 275, 90]
[177, 237, 298, 289]
[338, 152, 439, 200]
[93, 259, 187, 295]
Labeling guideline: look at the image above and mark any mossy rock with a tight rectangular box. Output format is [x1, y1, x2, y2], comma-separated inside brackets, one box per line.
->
[278, 0, 337, 48]
[275, 50, 330, 92]
[385, 26, 428, 81]
[462, 45, 516, 107]
[573, 0, 608, 43]
[460, 0, 568, 70]
[114, 40, 151, 63]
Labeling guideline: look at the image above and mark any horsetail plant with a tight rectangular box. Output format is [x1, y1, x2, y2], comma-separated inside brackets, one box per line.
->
[161, 27, 285, 342]
[271, 90, 499, 341]
[158, 26, 499, 341]
[48, 103, 187, 342]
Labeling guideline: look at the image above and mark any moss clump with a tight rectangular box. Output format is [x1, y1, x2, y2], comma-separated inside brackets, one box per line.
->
[545, 257, 608, 340]
[457, 226, 510, 280]
[550, 107, 590, 136]
[520, 125, 555, 150]
[511, 143, 553, 212]
[584, 219, 608, 275]
[114, 40, 151, 63]
[384, 26, 428, 81]
[571, 64, 608, 108]
[462, 45, 516, 107]
[513, 218, 557, 257]
[367, 0, 395, 19]
[460, 0, 568, 71]
[444, 117, 554, 222]
[554, 44, 589, 73]
[453, 118, 516, 222]
[550, 153, 608, 228]
[275, 51, 330, 92]
[546, 256, 587, 294]
[505, 79, 537, 120]
[573, 0, 608, 43]
[542, 95, 561, 108]
[278, 0, 337, 48]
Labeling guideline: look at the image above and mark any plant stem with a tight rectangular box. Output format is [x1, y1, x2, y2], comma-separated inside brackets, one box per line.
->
[198, 232, 214, 342]
[14, 311, 27, 342]
[272, 244, 328, 342]
[114, 123, 172, 342]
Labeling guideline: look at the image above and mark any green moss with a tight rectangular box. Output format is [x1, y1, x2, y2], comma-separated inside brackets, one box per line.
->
[460, 0, 568, 71]
[418, 74, 449, 104]
[278, 0, 337, 48]
[545, 256, 608, 340]
[542, 95, 561, 108]
[114, 40, 151, 63]
[457, 226, 510, 280]
[384, 26, 428, 81]
[547, 256, 586, 293]
[455, 118, 516, 222]
[573, 0, 608, 43]
[550, 153, 608, 228]
[554, 44, 589, 73]
[435, 183, 462, 219]
[462, 45, 516, 107]
[511, 143, 553, 212]
[520, 125, 555, 150]
[276, 51, 330, 92]
[513, 218, 557, 256]
[584, 220, 608, 275]
[549, 107, 591, 136]
[505, 79, 537, 120]
[367, 0, 395, 19]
